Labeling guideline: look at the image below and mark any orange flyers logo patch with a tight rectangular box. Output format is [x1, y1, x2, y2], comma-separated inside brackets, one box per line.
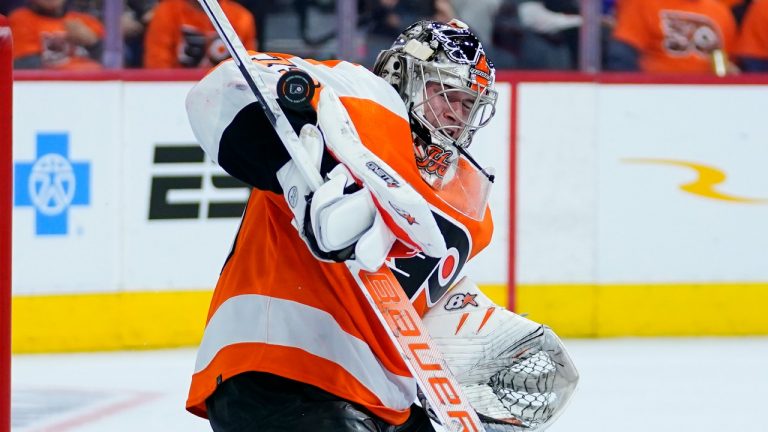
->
[660, 10, 723, 57]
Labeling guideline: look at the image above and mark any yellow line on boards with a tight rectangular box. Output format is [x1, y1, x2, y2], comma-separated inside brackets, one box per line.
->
[12, 290, 212, 353]
[10, 282, 768, 353]
[516, 282, 768, 337]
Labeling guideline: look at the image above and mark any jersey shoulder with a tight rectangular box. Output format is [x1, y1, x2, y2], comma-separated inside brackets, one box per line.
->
[287, 56, 409, 123]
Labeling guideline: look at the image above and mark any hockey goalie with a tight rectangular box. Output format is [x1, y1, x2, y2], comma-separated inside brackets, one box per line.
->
[184, 18, 578, 432]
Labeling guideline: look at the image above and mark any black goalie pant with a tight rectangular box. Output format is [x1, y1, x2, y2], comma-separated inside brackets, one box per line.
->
[206, 372, 436, 432]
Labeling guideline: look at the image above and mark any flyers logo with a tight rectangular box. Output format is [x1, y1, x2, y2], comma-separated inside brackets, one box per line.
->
[391, 212, 471, 305]
[40, 32, 72, 67]
[430, 23, 483, 65]
[660, 10, 722, 56]
[180, 26, 207, 67]
[416, 145, 453, 178]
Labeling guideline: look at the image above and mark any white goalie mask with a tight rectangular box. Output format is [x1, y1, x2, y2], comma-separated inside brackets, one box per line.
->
[373, 20, 498, 220]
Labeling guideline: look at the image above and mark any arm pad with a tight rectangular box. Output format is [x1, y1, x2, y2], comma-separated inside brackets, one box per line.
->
[276, 124, 395, 270]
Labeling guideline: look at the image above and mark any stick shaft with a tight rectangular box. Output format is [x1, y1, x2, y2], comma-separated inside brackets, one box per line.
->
[197, 0, 323, 190]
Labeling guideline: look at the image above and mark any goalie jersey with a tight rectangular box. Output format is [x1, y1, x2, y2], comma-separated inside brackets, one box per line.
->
[185, 52, 493, 425]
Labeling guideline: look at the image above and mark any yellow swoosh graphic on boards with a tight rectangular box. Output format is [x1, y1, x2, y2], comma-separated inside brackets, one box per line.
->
[623, 158, 768, 204]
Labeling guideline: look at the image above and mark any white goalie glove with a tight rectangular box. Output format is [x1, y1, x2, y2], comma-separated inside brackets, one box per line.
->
[423, 277, 579, 431]
[276, 123, 396, 271]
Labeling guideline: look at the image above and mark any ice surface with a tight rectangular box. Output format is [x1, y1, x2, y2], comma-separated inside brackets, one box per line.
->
[11, 337, 768, 431]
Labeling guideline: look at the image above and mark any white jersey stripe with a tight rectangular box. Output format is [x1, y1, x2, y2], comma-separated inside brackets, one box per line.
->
[194, 294, 416, 410]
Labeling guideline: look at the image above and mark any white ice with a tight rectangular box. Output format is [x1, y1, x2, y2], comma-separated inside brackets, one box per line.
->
[12, 337, 768, 431]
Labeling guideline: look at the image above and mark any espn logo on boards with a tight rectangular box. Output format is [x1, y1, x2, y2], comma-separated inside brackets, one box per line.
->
[148, 144, 249, 220]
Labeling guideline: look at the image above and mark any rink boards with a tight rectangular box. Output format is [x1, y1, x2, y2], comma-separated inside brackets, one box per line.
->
[10, 72, 768, 352]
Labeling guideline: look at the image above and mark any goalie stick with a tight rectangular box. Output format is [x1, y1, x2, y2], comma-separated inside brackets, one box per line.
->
[195, 1, 486, 430]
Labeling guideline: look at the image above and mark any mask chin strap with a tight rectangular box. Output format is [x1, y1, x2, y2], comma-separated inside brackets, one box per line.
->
[456, 145, 495, 183]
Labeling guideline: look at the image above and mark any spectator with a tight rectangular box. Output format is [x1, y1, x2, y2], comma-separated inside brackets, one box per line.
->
[66, 0, 102, 18]
[367, 0, 408, 38]
[231, 0, 270, 53]
[144, 0, 256, 68]
[454, 0, 537, 68]
[718, 0, 752, 23]
[731, 0, 754, 23]
[362, 0, 453, 67]
[123, 0, 157, 67]
[9, 0, 104, 69]
[451, 0, 500, 48]
[498, 0, 582, 70]
[432, 0, 455, 22]
[490, 0, 524, 68]
[1, 0, 25, 15]
[607, 0, 737, 74]
[64, 0, 155, 67]
[735, 0, 768, 71]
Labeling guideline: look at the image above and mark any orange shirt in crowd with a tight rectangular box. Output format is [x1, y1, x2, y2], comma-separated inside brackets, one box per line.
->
[144, 0, 256, 68]
[8, 7, 104, 70]
[613, 0, 737, 73]
[735, 0, 768, 59]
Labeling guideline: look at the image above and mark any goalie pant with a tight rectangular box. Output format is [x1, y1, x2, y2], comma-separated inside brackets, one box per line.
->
[184, 52, 493, 426]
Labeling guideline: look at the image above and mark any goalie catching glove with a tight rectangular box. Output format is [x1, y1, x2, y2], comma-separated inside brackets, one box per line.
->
[276, 123, 396, 272]
[422, 277, 579, 431]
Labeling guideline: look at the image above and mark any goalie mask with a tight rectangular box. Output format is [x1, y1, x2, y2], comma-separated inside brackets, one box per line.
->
[373, 20, 498, 220]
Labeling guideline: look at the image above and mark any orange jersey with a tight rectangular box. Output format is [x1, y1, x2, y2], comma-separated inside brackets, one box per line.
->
[143, 0, 256, 68]
[8, 7, 103, 70]
[735, 0, 768, 59]
[185, 53, 494, 425]
[613, 0, 737, 73]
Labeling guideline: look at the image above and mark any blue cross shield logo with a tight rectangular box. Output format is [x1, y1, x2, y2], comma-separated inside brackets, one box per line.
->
[14, 133, 91, 236]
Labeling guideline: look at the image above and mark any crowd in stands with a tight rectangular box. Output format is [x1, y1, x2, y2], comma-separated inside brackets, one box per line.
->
[2, 0, 767, 73]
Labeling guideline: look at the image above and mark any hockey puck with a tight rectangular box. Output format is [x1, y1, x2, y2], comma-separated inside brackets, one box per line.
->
[276, 70, 316, 110]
